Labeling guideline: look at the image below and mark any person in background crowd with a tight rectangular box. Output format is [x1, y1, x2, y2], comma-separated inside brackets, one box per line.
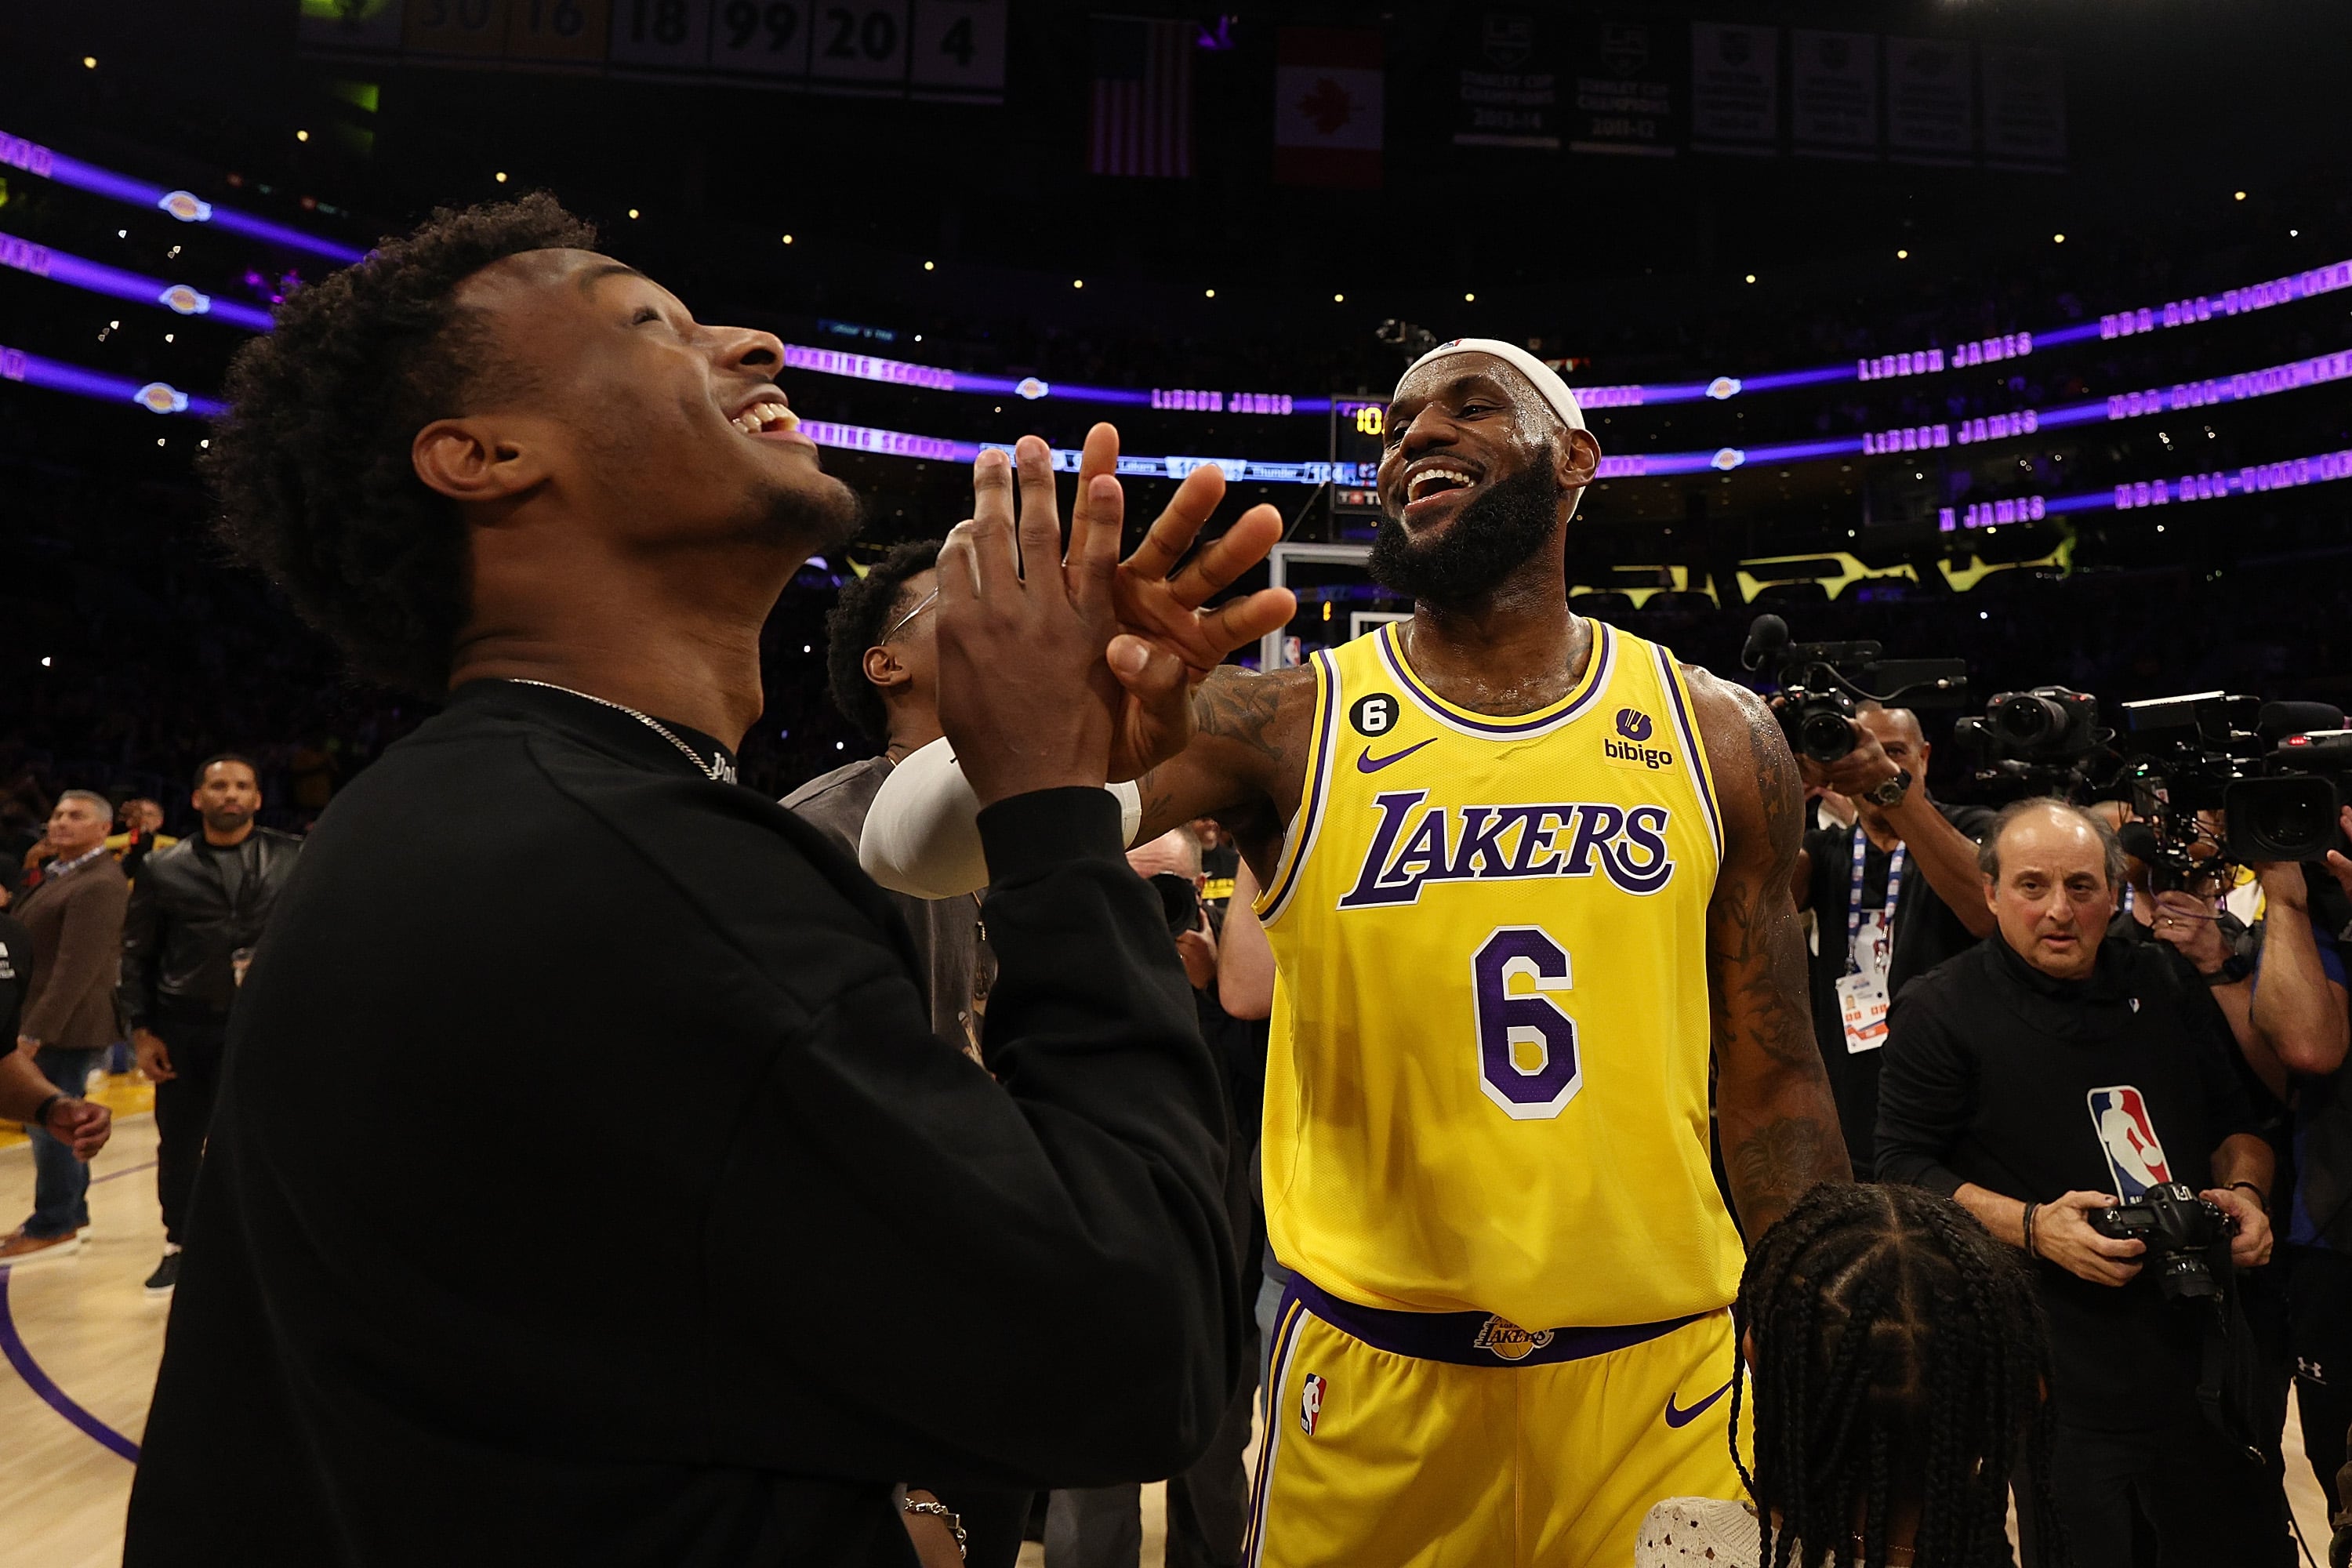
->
[784, 540, 1021, 1567]
[1, 906, 113, 1161]
[1638, 1182, 2064, 1568]
[107, 797, 180, 885]
[786, 538, 996, 1063]
[2, 789, 132, 1265]
[120, 755, 303, 1298]
[1876, 799, 2285, 1567]
[1045, 826, 1257, 1568]
[1791, 705, 1994, 1174]
[1190, 816, 1239, 916]
[2249, 816, 2352, 1520]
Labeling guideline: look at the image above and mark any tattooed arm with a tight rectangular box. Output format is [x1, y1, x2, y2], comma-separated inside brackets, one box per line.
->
[1131, 664, 1318, 885]
[1688, 668, 1852, 1241]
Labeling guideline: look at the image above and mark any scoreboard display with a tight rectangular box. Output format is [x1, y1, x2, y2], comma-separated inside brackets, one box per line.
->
[1332, 399, 1387, 524]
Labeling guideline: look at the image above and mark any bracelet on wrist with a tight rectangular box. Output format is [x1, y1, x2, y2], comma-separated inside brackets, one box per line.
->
[30, 1092, 64, 1130]
[2228, 1180, 2268, 1207]
[902, 1497, 967, 1557]
[2021, 1201, 2040, 1260]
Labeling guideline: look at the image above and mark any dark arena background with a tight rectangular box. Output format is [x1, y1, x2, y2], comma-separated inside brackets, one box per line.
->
[2, 0, 2350, 1561]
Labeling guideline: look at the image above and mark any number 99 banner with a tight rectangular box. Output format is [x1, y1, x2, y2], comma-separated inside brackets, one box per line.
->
[318, 0, 1003, 102]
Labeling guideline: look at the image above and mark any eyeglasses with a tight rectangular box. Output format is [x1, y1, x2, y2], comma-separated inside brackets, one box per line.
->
[881, 588, 939, 642]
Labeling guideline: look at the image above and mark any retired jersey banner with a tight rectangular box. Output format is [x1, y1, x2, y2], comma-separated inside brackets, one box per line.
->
[1981, 45, 2065, 171]
[1274, 27, 1383, 188]
[1689, 22, 1776, 155]
[1791, 28, 1876, 160]
[298, 0, 1008, 103]
[1454, 10, 1563, 150]
[1886, 36, 1974, 165]
[1566, 19, 1680, 158]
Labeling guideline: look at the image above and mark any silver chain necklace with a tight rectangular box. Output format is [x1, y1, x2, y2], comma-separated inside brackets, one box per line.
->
[503, 679, 737, 785]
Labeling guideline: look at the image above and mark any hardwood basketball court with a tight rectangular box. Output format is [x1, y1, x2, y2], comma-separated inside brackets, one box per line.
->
[0, 1091, 2330, 1566]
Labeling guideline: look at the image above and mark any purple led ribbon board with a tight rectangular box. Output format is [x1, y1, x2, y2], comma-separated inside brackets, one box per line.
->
[762, 256, 2352, 414]
[1947, 446, 2352, 530]
[0, 343, 226, 418]
[0, 127, 364, 263]
[0, 232, 276, 330]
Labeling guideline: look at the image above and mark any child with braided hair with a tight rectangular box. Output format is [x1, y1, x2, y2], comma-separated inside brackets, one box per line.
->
[1637, 1183, 2067, 1567]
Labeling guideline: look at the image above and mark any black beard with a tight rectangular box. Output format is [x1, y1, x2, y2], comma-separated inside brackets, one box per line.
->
[1368, 464, 1563, 608]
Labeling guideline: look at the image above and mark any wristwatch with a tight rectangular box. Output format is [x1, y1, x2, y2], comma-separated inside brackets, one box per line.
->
[2204, 953, 2253, 985]
[1860, 768, 1913, 808]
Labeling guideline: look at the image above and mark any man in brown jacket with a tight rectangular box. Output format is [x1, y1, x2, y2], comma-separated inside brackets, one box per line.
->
[4, 789, 132, 1265]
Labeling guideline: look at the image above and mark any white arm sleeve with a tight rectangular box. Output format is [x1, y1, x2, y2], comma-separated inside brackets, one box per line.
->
[858, 737, 1143, 898]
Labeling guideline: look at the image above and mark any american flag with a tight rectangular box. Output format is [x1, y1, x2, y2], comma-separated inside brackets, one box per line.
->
[1089, 17, 1192, 179]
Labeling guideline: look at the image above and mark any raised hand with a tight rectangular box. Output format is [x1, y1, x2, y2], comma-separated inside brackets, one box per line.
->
[932, 436, 1123, 809]
[1056, 423, 1294, 780]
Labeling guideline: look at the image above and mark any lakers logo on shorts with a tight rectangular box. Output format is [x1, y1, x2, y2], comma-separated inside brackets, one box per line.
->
[1300, 1373, 1327, 1435]
[1472, 1315, 1555, 1363]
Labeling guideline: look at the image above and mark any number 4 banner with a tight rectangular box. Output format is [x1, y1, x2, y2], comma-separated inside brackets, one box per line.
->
[909, 0, 1004, 102]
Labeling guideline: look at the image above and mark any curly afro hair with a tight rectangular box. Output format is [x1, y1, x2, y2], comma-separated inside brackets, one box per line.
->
[824, 538, 946, 745]
[201, 193, 599, 695]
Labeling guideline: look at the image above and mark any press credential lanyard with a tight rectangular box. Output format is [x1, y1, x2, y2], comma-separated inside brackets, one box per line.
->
[1846, 831, 1905, 975]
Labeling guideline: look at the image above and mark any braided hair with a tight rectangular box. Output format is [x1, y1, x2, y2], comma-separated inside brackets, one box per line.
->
[1729, 1183, 2067, 1567]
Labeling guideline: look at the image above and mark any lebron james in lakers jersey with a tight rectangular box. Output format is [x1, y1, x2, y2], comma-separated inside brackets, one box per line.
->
[866, 339, 1848, 1567]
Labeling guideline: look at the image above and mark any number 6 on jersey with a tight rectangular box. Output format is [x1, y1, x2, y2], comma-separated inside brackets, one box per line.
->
[1472, 927, 1582, 1119]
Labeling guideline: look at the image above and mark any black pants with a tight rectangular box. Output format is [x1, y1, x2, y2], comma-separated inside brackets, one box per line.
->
[2019, 1410, 2294, 1568]
[151, 1011, 230, 1247]
[2290, 1245, 2352, 1515]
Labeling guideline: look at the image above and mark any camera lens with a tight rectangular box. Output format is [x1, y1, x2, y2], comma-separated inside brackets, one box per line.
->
[1800, 710, 1855, 762]
[1995, 694, 2062, 743]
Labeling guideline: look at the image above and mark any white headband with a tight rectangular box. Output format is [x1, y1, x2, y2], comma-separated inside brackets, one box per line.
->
[1397, 337, 1587, 433]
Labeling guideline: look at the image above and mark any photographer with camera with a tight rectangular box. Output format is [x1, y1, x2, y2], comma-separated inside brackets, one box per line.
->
[1790, 703, 1995, 1173]
[1877, 798, 2287, 1567]
[2251, 822, 2352, 1525]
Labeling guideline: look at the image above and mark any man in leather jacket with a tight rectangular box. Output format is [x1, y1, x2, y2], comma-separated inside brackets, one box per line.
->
[120, 755, 301, 1294]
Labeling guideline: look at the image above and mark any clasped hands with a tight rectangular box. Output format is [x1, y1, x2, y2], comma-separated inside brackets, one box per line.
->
[933, 425, 1297, 808]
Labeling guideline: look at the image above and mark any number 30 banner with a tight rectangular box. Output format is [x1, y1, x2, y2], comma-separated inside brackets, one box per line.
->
[301, 0, 1005, 103]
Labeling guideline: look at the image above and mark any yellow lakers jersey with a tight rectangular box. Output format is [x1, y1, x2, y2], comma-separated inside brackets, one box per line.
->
[1256, 619, 1743, 1330]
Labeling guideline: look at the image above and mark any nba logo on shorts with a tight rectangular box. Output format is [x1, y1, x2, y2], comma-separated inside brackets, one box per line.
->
[1299, 1374, 1326, 1436]
[2086, 1085, 2172, 1199]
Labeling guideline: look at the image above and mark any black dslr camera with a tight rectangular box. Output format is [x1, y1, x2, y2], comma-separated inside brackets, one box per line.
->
[1740, 615, 1969, 763]
[2089, 1182, 2236, 1304]
[1952, 687, 2106, 799]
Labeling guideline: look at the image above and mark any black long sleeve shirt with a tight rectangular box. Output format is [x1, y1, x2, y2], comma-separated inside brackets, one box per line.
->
[1874, 934, 2257, 1430]
[125, 681, 1244, 1566]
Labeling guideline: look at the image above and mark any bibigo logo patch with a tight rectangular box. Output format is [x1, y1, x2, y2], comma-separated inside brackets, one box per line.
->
[1604, 707, 1673, 771]
[1472, 1315, 1555, 1363]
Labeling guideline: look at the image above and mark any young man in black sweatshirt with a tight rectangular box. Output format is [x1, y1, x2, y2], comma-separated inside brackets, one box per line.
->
[1876, 798, 2282, 1567]
[126, 195, 1294, 1567]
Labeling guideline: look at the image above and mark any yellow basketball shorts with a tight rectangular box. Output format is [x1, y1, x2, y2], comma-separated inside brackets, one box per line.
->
[1244, 1276, 1744, 1568]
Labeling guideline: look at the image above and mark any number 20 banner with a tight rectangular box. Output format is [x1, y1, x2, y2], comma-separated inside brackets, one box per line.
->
[300, 0, 1006, 103]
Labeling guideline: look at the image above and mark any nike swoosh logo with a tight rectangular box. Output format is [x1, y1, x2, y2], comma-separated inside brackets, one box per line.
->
[1356, 739, 1436, 773]
[1663, 1374, 1737, 1429]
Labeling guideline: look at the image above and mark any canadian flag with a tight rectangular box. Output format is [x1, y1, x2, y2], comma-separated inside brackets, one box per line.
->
[1274, 27, 1383, 189]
